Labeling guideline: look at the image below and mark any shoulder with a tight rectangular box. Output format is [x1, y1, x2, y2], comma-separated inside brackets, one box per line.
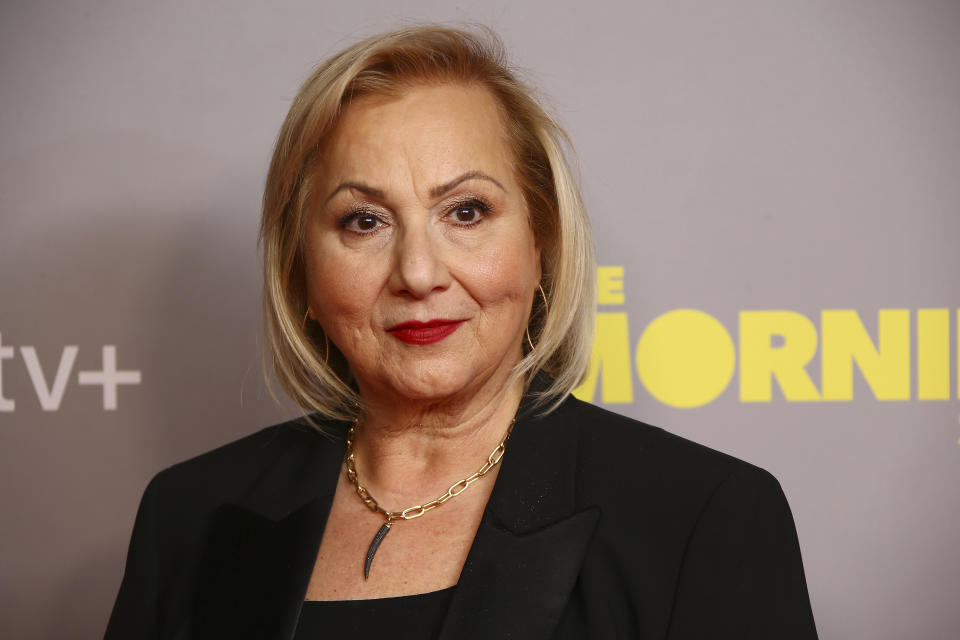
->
[550, 395, 786, 522]
[145, 417, 342, 513]
[106, 418, 344, 637]
[546, 402, 816, 636]
[555, 394, 772, 479]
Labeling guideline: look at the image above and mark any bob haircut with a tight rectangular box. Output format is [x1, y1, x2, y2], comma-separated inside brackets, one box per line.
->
[260, 25, 595, 422]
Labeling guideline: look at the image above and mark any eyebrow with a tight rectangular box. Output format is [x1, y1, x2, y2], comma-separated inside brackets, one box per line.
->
[323, 170, 506, 205]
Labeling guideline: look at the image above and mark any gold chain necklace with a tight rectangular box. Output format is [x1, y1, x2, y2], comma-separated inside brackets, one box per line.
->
[344, 418, 515, 579]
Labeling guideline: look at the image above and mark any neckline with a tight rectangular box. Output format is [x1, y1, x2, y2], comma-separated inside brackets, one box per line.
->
[303, 584, 457, 605]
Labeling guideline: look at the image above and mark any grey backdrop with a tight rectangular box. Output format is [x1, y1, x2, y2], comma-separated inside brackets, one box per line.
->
[2, 1, 958, 638]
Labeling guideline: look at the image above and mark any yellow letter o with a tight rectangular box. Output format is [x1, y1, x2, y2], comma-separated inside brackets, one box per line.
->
[635, 309, 735, 408]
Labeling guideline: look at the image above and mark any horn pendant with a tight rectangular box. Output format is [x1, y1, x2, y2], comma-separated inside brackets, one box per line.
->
[364, 522, 391, 580]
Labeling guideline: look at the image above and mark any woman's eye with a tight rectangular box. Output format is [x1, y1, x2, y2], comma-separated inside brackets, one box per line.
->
[448, 200, 489, 226]
[341, 212, 384, 234]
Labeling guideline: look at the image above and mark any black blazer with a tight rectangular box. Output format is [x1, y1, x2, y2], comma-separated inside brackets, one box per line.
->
[105, 390, 818, 639]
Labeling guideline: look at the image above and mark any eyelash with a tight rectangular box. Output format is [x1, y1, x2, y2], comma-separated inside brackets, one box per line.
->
[446, 196, 492, 227]
[337, 196, 493, 235]
[338, 210, 385, 235]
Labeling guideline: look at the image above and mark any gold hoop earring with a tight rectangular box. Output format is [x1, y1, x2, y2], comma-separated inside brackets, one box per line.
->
[303, 307, 331, 367]
[321, 333, 331, 367]
[525, 284, 549, 353]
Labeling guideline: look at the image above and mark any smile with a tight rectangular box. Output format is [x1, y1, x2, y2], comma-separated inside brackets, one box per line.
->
[386, 319, 466, 345]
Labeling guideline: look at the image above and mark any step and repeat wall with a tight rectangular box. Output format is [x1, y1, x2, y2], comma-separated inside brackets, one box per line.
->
[1, 1, 958, 638]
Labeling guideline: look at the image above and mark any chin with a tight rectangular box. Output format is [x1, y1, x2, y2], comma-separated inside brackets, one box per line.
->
[395, 374, 472, 402]
[381, 361, 488, 404]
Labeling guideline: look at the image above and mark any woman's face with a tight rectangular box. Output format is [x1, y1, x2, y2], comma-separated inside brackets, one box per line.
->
[304, 83, 541, 406]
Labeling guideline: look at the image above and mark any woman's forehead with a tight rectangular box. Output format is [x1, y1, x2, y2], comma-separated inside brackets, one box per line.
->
[318, 83, 515, 193]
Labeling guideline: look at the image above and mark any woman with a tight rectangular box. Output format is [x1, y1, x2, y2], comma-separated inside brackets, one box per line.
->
[106, 26, 818, 639]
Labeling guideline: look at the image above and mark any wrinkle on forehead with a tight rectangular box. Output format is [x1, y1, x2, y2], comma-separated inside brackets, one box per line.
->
[316, 83, 518, 205]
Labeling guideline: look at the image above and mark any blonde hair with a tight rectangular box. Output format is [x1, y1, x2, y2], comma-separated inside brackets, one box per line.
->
[260, 25, 595, 422]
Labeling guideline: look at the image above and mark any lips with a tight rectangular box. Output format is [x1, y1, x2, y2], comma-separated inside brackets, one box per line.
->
[387, 319, 465, 345]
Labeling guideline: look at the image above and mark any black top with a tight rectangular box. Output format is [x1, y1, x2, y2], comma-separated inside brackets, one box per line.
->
[293, 587, 456, 639]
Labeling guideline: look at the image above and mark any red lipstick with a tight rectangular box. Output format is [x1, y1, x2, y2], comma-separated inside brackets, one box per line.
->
[387, 319, 465, 345]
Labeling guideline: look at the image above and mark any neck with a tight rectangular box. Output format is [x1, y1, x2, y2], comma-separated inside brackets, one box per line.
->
[349, 374, 525, 507]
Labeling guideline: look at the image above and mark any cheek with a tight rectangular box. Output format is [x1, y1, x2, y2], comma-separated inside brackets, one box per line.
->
[304, 241, 378, 326]
[467, 239, 539, 311]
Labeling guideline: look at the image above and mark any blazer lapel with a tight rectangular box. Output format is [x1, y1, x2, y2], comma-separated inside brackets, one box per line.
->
[188, 380, 597, 640]
[440, 395, 600, 640]
[189, 421, 347, 640]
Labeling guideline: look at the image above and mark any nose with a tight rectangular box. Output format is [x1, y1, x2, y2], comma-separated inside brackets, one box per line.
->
[387, 221, 451, 299]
